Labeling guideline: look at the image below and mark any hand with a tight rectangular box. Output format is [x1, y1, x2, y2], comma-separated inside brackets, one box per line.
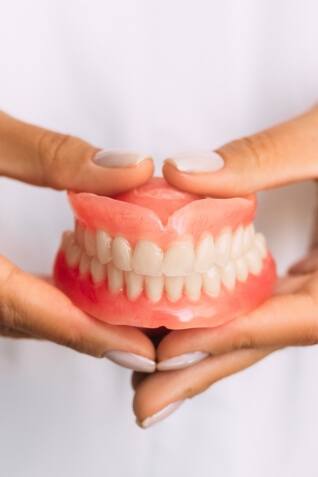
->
[0, 112, 156, 372]
[133, 105, 318, 427]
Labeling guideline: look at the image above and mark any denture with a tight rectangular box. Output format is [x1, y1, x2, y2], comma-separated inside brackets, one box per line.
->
[54, 178, 276, 329]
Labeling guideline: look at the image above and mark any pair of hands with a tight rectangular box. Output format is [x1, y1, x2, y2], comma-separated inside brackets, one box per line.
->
[1, 109, 318, 428]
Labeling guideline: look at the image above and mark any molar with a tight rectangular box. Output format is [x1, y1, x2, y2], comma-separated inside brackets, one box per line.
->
[107, 263, 124, 293]
[235, 257, 248, 282]
[112, 236, 132, 271]
[90, 257, 107, 284]
[245, 249, 262, 275]
[185, 272, 202, 301]
[165, 276, 184, 302]
[66, 240, 81, 268]
[61, 231, 73, 252]
[203, 266, 221, 297]
[195, 234, 215, 272]
[163, 240, 195, 277]
[125, 271, 143, 300]
[75, 221, 85, 247]
[96, 229, 112, 264]
[231, 226, 244, 259]
[145, 276, 164, 303]
[84, 229, 96, 257]
[79, 253, 90, 276]
[254, 233, 267, 259]
[132, 240, 163, 277]
[243, 224, 255, 252]
[214, 229, 232, 266]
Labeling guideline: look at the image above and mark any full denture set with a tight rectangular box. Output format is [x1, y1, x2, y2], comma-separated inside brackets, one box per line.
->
[54, 178, 276, 329]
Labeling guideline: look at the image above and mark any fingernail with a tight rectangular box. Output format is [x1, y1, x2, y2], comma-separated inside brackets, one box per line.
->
[93, 150, 151, 168]
[138, 401, 184, 429]
[105, 350, 156, 373]
[157, 351, 209, 371]
[165, 151, 224, 173]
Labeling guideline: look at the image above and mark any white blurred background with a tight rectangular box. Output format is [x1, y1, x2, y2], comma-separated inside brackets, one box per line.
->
[0, 1, 318, 476]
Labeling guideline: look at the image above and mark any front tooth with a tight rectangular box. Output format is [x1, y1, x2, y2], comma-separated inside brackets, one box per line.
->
[133, 240, 163, 276]
[96, 230, 112, 264]
[84, 229, 96, 257]
[235, 257, 248, 282]
[231, 226, 244, 259]
[90, 257, 106, 284]
[185, 273, 202, 301]
[107, 263, 124, 293]
[195, 234, 215, 272]
[112, 237, 132, 271]
[214, 229, 232, 266]
[79, 253, 90, 276]
[163, 240, 195, 277]
[145, 276, 164, 303]
[125, 271, 143, 301]
[165, 277, 184, 302]
[243, 224, 255, 252]
[245, 249, 262, 275]
[254, 233, 267, 259]
[75, 221, 85, 247]
[221, 262, 236, 291]
[203, 266, 221, 297]
[66, 241, 81, 268]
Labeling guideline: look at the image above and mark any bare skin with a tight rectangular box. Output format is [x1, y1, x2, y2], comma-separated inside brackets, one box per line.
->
[0, 112, 155, 363]
[133, 105, 318, 427]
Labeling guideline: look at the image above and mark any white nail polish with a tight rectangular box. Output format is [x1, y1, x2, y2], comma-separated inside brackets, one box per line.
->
[139, 401, 184, 429]
[165, 151, 224, 173]
[93, 150, 151, 168]
[157, 351, 209, 371]
[105, 350, 156, 373]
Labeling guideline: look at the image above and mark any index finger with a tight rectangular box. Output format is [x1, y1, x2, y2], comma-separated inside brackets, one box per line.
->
[0, 112, 154, 195]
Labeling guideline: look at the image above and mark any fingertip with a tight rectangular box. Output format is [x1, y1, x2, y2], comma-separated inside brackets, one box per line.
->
[163, 160, 238, 198]
[78, 156, 154, 196]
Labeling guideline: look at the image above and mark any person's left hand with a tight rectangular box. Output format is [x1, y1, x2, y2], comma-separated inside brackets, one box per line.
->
[133, 106, 318, 428]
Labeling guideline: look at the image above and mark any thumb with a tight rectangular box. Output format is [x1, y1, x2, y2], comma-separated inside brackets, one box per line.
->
[163, 106, 318, 197]
[0, 112, 153, 195]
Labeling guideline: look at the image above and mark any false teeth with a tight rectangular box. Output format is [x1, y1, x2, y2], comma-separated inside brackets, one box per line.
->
[112, 236, 132, 271]
[163, 240, 195, 277]
[60, 224, 269, 302]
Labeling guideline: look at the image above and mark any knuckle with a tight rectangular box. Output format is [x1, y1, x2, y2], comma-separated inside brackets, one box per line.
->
[37, 131, 86, 190]
[59, 326, 103, 358]
[233, 330, 254, 350]
[240, 132, 277, 172]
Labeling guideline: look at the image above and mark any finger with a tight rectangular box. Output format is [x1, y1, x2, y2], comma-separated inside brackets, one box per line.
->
[0, 324, 36, 339]
[134, 348, 272, 427]
[0, 256, 155, 372]
[275, 274, 310, 294]
[156, 288, 318, 369]
[0, 112, 153, 194]
[131, 372, 148, 391]
[289, 250, 318, 275]
[163, 106, 318, 196]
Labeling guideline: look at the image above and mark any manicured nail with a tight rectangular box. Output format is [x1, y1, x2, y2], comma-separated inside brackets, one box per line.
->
[138, 401, 184, 429]
[165, 151, 224, 173]
[105, 350, 156, 373]
[157, 351, 209, 371]
[93, 150, 151, 168]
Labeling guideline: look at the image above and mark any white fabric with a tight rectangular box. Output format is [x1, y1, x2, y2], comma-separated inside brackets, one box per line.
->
[0, 1, 317, 475]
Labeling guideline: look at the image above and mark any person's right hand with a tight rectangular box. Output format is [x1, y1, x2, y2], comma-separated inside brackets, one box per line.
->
[0, 112, 156, 372]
